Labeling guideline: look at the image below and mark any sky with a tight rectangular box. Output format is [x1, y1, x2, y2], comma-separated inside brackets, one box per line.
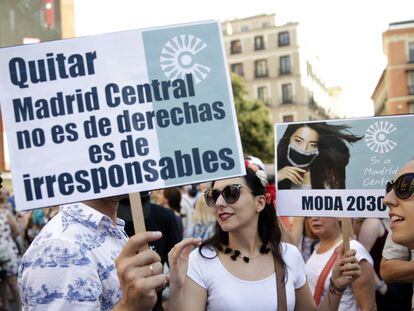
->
[73, 0, 414, 118]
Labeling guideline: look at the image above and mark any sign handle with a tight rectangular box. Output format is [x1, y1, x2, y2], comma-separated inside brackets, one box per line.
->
[129, 192, 148, 252]
[341, 218, 351, 253]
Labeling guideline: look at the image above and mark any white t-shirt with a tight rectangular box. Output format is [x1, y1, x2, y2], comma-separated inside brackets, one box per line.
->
[306, 240, 373, 311]
[187, 243, 307, 311]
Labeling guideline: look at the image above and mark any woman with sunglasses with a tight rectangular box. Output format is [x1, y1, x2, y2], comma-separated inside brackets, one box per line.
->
[384, 159, 414, 249]
[167, 161, 362, 311]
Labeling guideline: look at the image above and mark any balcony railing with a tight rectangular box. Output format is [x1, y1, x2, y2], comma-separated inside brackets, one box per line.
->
[279, 69, 291, 76]
[255, 71, 268, 78]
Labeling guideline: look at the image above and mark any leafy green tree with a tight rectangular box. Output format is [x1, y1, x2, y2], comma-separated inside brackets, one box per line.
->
[231, 74, 274, 163]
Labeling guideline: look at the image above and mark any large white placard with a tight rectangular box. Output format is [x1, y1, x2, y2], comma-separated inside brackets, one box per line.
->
[0, 21, 245, 210]
[275, 115, 414, 218]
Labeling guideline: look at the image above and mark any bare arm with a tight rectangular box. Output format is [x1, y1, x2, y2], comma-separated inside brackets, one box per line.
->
[279, 218, 294, 243]
[169, 277, 206, 311]
[357, 219, 386, 293]
[357, 219, 383, 253]
[294, 281, 344, 311]
[168, 238, 203, 311]
[351, 260, 376, 311]
[380, 257, 414, 283]
[290, 217, 305, 246]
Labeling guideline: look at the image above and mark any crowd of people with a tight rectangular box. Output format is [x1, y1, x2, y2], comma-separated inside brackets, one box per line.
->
[0, 156, 413, 310]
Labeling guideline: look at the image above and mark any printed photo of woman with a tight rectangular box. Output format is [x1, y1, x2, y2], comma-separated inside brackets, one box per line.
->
[277, 122, 363, 190]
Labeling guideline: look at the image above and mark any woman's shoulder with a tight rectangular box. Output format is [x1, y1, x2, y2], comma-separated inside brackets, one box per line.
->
[349, 239, 369, 253]
[349, 239, 373, 264]
[280, 242, 303, 262]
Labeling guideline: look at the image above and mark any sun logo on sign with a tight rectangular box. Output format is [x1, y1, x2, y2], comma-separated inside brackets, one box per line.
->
[160, 34, 211, 84]
[365, 121, 397, 153]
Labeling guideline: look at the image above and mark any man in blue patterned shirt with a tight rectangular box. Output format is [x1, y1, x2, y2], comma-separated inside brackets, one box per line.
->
[19, 197, 166, 310]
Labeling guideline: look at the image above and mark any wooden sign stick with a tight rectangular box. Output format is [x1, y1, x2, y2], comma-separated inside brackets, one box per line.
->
[341, 218, 351, 253]
[129, 192, 148, 252]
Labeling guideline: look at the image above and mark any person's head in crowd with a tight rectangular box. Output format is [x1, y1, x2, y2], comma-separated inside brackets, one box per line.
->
[277, 122, 363, 189]
[163, 187, 182, 215]
[188, 184, 199, 198]
[201, 159, 284, 260]
[151, 190, 166, 206]
[384, 159, 414, 249]
[309, 217, 341, 240]
[193, 195, 215, 225]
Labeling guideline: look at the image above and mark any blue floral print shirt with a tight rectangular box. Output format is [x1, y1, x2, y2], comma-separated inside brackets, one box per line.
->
[18, 203, 128, 310]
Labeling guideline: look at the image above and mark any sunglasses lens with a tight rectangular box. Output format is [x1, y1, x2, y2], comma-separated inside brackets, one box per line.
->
[385, 182, 393, 194]
[222, 185, 241, 204]
[204, 190, 219, 207]
[395, 174, 414, 199]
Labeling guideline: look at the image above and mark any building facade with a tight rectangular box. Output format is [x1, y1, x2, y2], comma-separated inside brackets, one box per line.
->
[372, 20, 414, 115]
[222, 14, 339, 124]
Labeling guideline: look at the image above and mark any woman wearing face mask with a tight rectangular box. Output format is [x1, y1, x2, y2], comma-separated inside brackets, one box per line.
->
[167, 161, 362, 311]
[277, 122, 363, 190]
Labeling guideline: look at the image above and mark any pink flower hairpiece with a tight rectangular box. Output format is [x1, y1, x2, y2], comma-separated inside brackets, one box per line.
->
[245, 160, 269, 188]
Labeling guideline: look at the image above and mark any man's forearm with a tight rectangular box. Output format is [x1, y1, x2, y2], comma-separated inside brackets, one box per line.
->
[380, 259, 414, 282]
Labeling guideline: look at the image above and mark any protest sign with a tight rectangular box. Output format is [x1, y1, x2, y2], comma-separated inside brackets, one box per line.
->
[0, 21, 245, 211]
[275, 115, 414, 218]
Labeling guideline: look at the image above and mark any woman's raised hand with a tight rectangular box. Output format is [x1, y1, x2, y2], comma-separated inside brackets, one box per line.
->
[331, 246, 362, 290]
[277, 166, 306, 184]
[168, 238, 202, 290]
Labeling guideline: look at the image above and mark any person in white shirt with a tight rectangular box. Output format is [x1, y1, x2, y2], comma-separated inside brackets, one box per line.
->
[306, 217, 376, 311]
[166, 160, 363, 311]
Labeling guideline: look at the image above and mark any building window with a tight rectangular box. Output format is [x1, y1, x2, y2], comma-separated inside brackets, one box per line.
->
[409, 42, 414, 63]
[230, 40, 242, 54]
[255, 59, 268, 78]
[278, 31, 290, 47]
[257, 86, 269, 104]
[254, 36, 265, 50]
[240, 25, 250, 32]
[231, 63, 244, 76]
[283, 115, 294, 122]
[408, 71, 414, 95]
[282, 83, 293, 104]
[262, 22, 271, 28]
[279, 55, 291, 75]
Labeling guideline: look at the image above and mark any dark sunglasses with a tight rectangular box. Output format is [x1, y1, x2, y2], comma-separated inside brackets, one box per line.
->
[386, 173, 414, 199]
[204, 184, 253, 207]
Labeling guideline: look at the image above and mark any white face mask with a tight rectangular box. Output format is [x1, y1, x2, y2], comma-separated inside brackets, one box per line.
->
[287, 143, 319, 168]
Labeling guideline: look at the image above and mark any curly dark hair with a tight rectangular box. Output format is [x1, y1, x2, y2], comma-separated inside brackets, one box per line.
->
[199, 166, 286, 273]
[277, 122, 363, 189]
